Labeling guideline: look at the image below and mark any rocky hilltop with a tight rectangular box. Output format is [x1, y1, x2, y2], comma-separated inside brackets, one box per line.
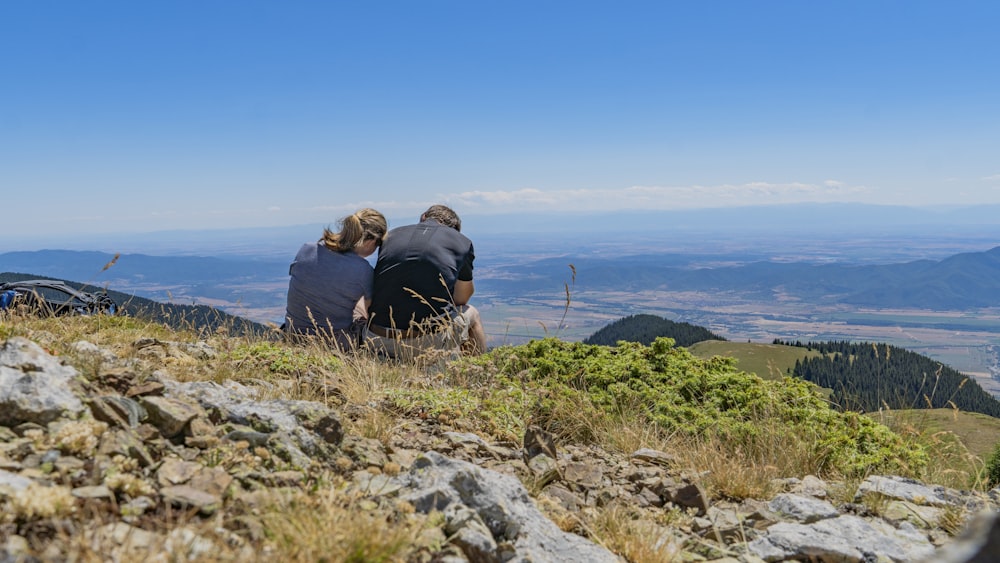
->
[1, 316, 1000, 562]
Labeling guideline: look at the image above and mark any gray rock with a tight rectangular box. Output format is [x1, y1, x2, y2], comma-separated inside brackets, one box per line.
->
[140, 396, 204, 439]
[399, 451, 620, 563]
[444, 503, 500, 563]
[636, 486, 663, 508]
[351, 470, 404, 496]
[0, 468, 33, 493]
[768, 493, 840, 523]
[1, 535, 30, 562]
[882, 500, 945, 528]
[540, 483, 582, 511]
[748, 513, 935, 562]
[71, 340, 116, 363]
[223, 429, 272, 448]
[526, 454, 560, 489]
[703, 505, 755, 542]
[106, 396, 147, 427]
[856, 475, 954, 507]
[445, 431, 489, 448]
[790, 474, 830, 498]
[161, 485, 221, 515]
[87, 397, 131, 428]
[631, 448, 676, 466]
[177, 341, 217, 361]
[0, 337, 86, 426]
[166, 380, 341, 468]
[563, 461, 604, 489]
[663, 479, 710, 515]
[156, 458, 203, 487]
[341, 435, 388, 468]
[72, 485, 114, 499]
[523, 425, 557, 461]
[97, 427, 154, 467]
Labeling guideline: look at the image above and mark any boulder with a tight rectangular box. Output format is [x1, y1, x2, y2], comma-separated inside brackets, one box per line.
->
[399, 451, 621, 563]
[0, 338, 86, 426]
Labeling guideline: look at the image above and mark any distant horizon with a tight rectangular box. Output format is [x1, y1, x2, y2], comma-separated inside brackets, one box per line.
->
[4, 202, 1000, 266]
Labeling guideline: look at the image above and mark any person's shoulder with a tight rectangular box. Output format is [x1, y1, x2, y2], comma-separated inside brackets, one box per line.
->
[444, 227, 473, 246]
[295, 241, 320, 257]
[390, 222, 422, 233]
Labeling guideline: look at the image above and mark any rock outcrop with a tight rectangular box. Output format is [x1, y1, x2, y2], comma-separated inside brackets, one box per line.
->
[1, 334, 999, 562]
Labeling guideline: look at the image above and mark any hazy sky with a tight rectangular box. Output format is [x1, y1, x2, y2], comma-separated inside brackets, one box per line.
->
[3, 1, 999, 238]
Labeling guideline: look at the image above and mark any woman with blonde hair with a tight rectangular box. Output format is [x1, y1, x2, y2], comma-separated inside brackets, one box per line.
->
[284, 208, 387, 349]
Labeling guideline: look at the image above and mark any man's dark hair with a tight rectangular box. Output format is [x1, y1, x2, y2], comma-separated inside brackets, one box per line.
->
[421, 204, 461, 231]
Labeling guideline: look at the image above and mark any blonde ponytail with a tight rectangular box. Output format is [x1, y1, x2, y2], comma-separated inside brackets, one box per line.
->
[321, 208, 387, 253]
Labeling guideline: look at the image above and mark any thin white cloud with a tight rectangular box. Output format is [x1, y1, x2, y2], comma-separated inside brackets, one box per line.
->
[446, 181, 871, 214]
[982, 174, 1000, 181]
[115, 182, 873, 229]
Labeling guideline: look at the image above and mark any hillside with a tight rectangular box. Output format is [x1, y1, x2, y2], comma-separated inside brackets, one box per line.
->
[3, 313, 1000, 561]
[0, 272, 271, 336]
[787, 340, 1000, 418]
[584, 313, 726, 347]
[687, 340, 821, 382]
[869, 409, 1000, 463]
[0, 251, 289, 317]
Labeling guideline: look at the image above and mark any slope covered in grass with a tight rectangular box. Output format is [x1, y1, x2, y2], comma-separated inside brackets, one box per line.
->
[687, 340, 821, 381]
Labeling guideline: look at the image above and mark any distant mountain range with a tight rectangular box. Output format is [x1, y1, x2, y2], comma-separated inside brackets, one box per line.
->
[3, 241, 1000, 315]
[0, 250, 287, 286]
[489, 245, 1000, 310]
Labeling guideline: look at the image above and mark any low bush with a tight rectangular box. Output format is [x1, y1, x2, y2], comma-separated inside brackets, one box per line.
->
[449, 337, 927, 478]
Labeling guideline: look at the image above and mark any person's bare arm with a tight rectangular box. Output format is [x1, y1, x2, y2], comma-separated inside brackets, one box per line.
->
[353, 296, 371, 321]
[453, 280, 474, 306]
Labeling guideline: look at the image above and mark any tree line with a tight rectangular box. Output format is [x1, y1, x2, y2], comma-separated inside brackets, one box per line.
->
[776, 339, 1000, 418]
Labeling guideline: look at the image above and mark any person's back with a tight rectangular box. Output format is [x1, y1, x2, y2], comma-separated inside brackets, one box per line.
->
[369, 219, 474, 330]
[283, 208, 386, 349]
[285, 241, 373, 332]
[367, 205, 486, 357]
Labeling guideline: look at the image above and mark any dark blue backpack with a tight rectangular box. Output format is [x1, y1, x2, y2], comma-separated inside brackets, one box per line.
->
[0, 280, 117, 316]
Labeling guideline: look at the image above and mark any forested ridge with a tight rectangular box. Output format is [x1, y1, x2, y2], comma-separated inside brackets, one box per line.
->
[584, 313, 726, 347]
[0, 272, 269, 337]
[780, 340, 1000, 418]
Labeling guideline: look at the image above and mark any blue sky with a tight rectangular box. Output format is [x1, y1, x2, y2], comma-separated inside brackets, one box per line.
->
[3, 1, 999, 238]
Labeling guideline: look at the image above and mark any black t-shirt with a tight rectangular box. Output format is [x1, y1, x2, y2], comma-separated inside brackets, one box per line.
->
[370, 219, 475, 329]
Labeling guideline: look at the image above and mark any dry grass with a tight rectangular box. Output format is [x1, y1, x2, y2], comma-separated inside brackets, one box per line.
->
[873, 408, 990, 491]
[673, 436, 779, 500]
[666, 416, 839, 501]
[588, 505, 684, 563]
[257, 487, 430, 562]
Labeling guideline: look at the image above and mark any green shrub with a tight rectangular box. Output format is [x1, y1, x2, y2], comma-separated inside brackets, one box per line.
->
[984, 441, 1000, 488]
[452, 337, 927, 477]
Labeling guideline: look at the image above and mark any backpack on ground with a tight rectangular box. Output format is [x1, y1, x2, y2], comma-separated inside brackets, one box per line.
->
[0, 280, 118, 316]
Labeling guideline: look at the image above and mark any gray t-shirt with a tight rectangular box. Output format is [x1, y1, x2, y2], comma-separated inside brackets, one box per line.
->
[284, 242, 373, 334]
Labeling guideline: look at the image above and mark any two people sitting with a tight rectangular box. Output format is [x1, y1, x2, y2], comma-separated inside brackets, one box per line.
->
[283, 204, 487, 357]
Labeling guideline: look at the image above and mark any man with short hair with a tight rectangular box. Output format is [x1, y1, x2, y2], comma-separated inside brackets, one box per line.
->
[365, 204, 487, 358]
